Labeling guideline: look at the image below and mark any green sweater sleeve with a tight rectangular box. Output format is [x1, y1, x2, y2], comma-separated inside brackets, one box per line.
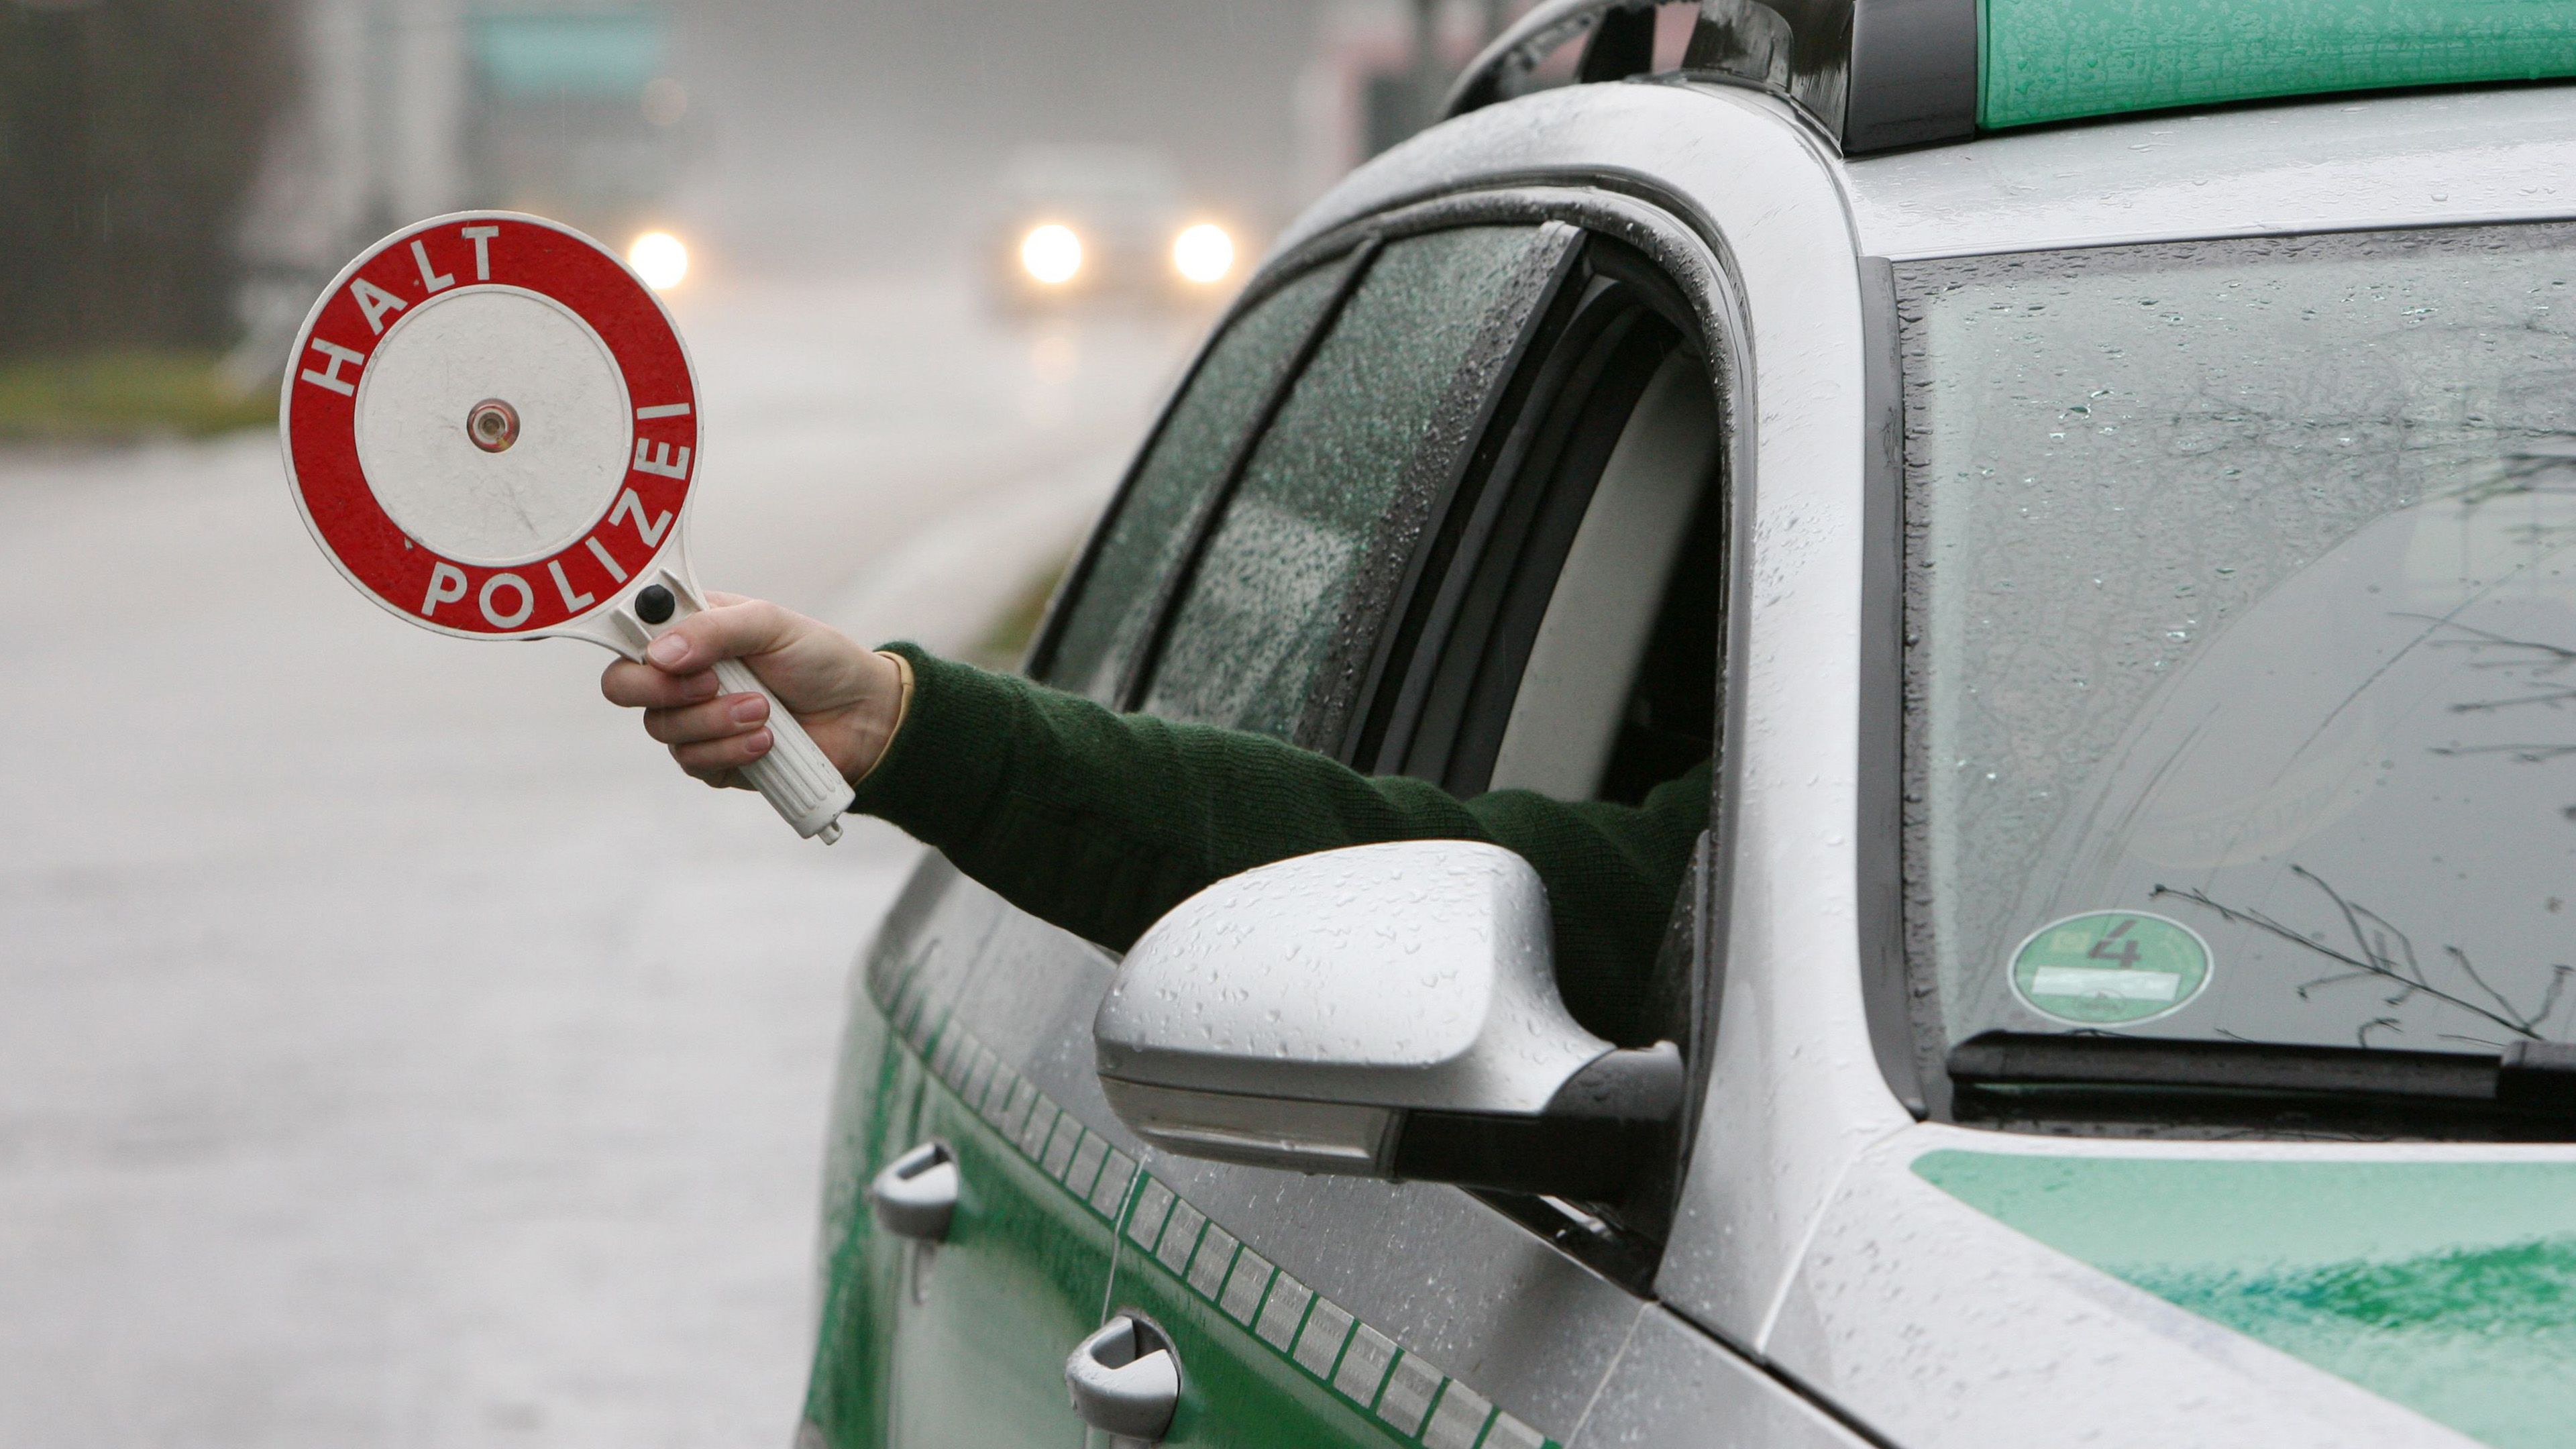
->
[849, 644, 1709, 1044]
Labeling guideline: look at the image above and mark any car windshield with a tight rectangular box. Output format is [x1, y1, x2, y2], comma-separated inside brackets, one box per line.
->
[1900, 221, 2576, 1067]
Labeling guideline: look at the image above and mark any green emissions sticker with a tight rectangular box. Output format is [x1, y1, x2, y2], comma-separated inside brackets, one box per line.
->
[2008, 910, 2212, 1025]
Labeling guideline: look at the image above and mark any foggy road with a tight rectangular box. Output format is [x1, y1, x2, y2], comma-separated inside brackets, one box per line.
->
[0, 275, 1192, 1448]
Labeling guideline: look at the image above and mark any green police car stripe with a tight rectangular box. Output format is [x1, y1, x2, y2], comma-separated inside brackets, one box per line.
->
[1980, 0, 2576, 131]
[1915, 1150, 2576, 1449]
[883, 954, 1557, 1449]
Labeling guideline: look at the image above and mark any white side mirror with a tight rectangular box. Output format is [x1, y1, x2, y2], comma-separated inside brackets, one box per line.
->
[1093, 841, 1680, 1195]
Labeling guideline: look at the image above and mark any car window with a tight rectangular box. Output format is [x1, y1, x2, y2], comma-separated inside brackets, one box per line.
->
[1365, 266, 1717, 799]
[1487, 352, 1723, 803]
[1139, 223, 1579, 743]
[1900, 221, 2576, 1063]
[1038, 255, 1356, 702]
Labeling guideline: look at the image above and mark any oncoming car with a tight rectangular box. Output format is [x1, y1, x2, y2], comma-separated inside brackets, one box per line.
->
[801, 2, 2576, 1446]
[984, 144, 1243, 312]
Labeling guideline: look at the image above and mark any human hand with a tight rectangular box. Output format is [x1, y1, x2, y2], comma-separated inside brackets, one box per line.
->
[599, 592, 906, 791]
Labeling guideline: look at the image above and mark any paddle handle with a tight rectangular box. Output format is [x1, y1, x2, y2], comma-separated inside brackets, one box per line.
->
[709, 657, 849, 843]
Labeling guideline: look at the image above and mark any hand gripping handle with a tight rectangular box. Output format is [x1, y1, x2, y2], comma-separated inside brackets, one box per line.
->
[712, 655, 847, 843]
[611, 576, 846, 845]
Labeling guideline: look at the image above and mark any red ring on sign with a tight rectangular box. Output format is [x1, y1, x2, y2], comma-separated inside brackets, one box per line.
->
[282, 213, 699, 637]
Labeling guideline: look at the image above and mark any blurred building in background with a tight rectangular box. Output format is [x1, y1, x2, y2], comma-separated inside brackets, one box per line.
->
[1297, 0, 1507, 194]
[0, 0, 296, 359]
[0, 0, 690, 430]
[233, 0, 690, 378]
[0, 0, 1563, 435]
[464, 9, 685, 234]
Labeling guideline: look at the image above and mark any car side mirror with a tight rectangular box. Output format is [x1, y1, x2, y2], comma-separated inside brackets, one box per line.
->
[1093, 841, 1682, 1197]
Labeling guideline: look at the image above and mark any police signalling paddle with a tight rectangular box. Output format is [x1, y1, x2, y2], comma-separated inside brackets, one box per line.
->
[280, 211, 847, 843]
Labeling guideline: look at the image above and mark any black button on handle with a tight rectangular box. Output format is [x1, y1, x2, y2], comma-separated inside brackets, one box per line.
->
[1066, 1316, 1179, 1443]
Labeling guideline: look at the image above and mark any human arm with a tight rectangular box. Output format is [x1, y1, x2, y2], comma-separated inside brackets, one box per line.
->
[602, 601, 1707, 1042]
[849, 646, 1705, 1040]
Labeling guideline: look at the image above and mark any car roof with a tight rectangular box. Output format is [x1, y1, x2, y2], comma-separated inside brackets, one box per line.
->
[1295, 78, 2576, 274]
[1840, 83, 2576, 260]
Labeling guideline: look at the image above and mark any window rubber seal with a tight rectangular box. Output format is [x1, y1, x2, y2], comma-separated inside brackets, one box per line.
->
[1856, 253, 1928, 1119]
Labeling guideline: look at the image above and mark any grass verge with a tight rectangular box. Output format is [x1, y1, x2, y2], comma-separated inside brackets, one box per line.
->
[0, 352, 276, 442]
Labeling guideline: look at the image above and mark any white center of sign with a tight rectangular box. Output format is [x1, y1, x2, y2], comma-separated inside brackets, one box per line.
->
[354, 286, 633, 566]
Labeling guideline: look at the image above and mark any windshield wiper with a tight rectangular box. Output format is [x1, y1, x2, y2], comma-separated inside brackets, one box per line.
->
[1949, 1031, 2576, 1114]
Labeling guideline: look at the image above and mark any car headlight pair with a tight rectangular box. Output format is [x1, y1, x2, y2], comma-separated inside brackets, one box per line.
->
[1018, 223, 1234, 286]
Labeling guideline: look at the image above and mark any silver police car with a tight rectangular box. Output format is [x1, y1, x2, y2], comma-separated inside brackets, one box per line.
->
[803, 2, 2576, 1445]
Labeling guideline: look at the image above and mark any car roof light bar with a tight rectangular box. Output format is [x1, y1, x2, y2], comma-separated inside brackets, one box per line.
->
[1986, 0, 2576, 130]
[1450, 0, 2576, 156]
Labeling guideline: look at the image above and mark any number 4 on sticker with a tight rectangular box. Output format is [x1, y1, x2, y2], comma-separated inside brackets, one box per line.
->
[2086, 917, 2144, 969]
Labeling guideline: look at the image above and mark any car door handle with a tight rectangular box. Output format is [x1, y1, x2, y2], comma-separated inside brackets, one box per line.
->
[1065, 1315, 1179, 1443]
[868, 1141, 958, 1242]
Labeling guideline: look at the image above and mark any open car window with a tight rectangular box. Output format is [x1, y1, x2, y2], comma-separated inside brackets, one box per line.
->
[1359, 246, 1721, 806]
[1483, 353, 1719, 802]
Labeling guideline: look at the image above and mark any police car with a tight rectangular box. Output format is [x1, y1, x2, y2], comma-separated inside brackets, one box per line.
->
[799, 1, 2576, 1444]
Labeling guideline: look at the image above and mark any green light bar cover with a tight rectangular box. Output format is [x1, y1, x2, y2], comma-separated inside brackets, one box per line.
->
[1984, 0, 2576, 129]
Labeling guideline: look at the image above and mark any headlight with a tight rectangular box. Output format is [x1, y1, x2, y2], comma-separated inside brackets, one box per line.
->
[627, 230, 690, 290]
[1171, 223, 1234, 284]
[1020, 224, 1083, 285]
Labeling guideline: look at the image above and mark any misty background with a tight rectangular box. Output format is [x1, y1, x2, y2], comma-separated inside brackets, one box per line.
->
[0, 2, 1542, 1446]
[2, 0, 1509, 384]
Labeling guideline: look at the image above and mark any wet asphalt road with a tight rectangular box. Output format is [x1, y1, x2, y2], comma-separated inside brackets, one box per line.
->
[0, 275, 1193, 1448]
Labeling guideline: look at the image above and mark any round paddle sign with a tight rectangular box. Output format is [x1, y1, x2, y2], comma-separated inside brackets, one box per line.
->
[280, 212, 848, 843]
[284, 213, 698, 637]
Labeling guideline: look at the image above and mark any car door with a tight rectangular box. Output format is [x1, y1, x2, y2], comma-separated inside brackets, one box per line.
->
[1095, 201, 1737, 1449]
[795, 253, 1367, 1449]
